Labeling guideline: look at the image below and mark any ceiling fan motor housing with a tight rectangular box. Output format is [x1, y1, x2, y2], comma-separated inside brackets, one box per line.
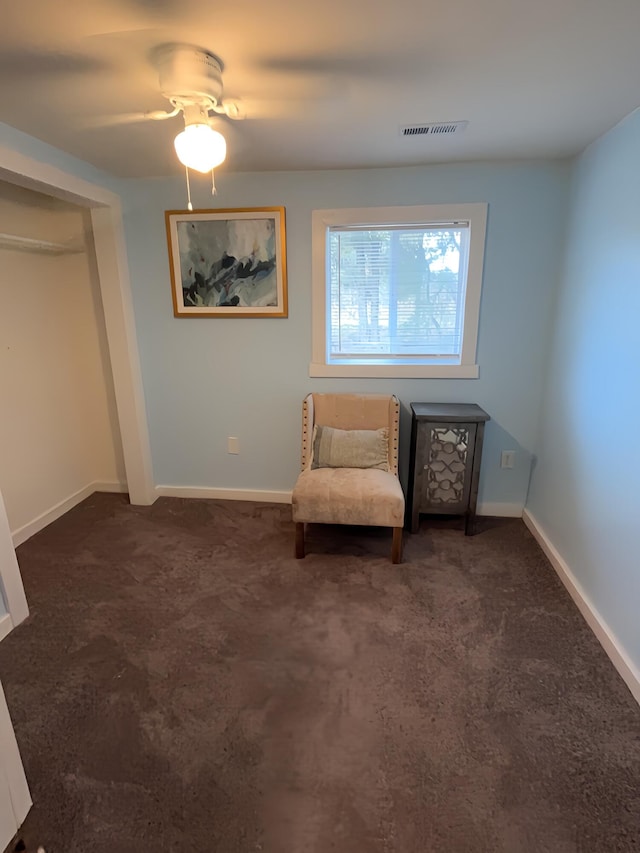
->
[155, 43, 224, 107]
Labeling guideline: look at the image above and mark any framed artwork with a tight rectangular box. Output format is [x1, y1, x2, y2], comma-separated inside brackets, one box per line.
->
[165, 207, 287, 317]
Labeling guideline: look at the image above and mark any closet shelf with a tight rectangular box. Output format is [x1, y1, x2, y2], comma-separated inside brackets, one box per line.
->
[0, 232, 84, 255]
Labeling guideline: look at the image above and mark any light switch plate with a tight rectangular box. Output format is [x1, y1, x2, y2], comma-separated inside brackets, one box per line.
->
[501, 450, 515, 469]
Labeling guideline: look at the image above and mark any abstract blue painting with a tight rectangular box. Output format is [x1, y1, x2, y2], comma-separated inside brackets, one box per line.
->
[166, 207, 287, 317]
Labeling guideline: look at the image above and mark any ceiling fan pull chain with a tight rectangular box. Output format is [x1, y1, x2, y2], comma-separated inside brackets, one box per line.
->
[185, 166, 193, 211]
[211, 169, 217, 197]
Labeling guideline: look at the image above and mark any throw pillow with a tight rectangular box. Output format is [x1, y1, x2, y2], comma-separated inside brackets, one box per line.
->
[311, 425, 389, 470]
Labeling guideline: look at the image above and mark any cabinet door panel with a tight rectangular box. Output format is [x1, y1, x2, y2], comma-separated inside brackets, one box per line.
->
[420, 423, 477, 514]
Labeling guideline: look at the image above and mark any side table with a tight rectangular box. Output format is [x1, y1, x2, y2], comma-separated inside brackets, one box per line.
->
[407, 403, 490, 535]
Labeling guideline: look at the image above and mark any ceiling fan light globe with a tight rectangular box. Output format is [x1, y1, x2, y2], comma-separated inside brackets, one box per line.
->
[174, 124, 226, 173]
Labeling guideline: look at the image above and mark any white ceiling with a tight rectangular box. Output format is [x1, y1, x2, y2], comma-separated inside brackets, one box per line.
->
[1, 0, 639, 178]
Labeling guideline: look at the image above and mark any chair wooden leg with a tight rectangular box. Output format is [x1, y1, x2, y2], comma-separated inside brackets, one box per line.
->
[295, 522, 306, 559]
[391, 527, 403, 564]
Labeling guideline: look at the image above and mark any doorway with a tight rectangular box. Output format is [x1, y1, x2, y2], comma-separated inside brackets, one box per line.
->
[0, 140, 155, 628]
[0, 182, 127, 545]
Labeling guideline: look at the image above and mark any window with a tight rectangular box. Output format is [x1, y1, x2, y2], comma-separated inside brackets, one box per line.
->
[311, 204, 487, 378]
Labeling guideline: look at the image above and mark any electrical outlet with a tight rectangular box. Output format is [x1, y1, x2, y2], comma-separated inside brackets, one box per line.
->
[501, 450, 515, 469]
[227, 436, 240, 454]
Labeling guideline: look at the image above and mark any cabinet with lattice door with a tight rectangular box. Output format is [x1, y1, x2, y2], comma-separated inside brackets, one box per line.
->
[407, 403, 490, 535]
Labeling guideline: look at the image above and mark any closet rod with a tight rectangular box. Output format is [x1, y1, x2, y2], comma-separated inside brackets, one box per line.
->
[0, 232, 83, 255]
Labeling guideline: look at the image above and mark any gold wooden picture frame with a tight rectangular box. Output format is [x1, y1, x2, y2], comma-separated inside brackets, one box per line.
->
[165, 207, 287, 317]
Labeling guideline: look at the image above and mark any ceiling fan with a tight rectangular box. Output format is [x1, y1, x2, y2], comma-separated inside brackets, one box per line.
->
[121, 42, 244, 177]
[89, 42, 246, 205]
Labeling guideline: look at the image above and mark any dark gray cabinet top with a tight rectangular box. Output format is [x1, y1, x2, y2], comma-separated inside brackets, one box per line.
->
[410, 403, 490, 423]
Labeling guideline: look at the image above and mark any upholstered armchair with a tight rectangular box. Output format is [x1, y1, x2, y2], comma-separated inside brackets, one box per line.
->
[292, 393, 405, 563]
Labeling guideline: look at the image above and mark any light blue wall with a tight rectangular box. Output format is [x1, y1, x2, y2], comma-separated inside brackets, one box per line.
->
[123, 161, 569, 507]
[527, 110, 640, 668]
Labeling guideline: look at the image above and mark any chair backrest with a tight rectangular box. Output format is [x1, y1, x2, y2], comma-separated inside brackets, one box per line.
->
[301, 393, 400, 475]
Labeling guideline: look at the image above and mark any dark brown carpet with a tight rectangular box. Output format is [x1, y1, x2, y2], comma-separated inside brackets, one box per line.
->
[1, 493, 639, 853]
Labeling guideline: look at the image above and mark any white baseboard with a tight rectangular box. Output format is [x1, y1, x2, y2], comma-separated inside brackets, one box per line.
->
[155, 485, 292, 504]
[523, 508, 640, 706]
[477, 501, 523, 518]
[11, 481, 127, 547]
[93, 481, 128, 494]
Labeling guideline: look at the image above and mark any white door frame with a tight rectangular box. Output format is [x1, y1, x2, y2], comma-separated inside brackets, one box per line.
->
[0, 492, 29, 841]
[0, 145, 154, 506]
[0, 489, 28, 641]
[0, 680, 31, 851]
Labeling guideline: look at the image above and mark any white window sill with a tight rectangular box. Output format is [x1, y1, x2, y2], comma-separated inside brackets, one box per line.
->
[309, 363, 480, 379]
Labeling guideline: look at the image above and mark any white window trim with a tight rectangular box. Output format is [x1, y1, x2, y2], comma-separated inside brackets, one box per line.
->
[310, 203, 487, 378]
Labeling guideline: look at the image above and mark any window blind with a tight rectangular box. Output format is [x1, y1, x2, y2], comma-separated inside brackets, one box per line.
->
[328, 223, 470, 360]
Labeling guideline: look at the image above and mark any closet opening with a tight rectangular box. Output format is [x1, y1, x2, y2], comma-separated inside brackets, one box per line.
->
[0, 181, 127, 545]
[0, 143, 153, 638]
